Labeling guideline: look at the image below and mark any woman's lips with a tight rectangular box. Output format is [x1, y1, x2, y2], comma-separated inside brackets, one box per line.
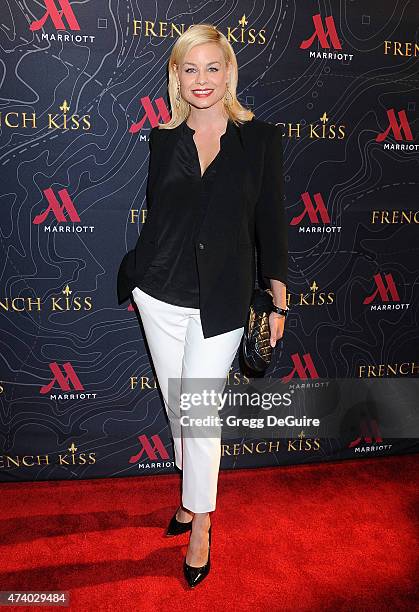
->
[191, 89, 214, 98]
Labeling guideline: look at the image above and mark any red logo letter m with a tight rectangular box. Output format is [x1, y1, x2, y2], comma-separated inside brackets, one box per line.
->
[30, 0, 81, 31]
[129, 434, 169, 463]
[290, 192, 331, 225]
[300, 14, 341, 50]
[32, 188, 81, 224]
[282, 353, 319, 383]
[40, 362, 84, 394]
[363, 273, 400, 304]
[376, 109, 413, 142]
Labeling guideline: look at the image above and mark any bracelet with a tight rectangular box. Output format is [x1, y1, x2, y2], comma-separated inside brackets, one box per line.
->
[271, 304, 289, 318]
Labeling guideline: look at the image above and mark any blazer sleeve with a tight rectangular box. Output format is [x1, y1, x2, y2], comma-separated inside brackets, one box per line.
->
[116, 127, 159, 305]
[145, 126, 159, 211]
[255, 124, 288, 285]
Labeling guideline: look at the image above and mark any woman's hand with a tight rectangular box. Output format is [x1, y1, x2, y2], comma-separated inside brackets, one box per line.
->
[269, 312, 285, 347]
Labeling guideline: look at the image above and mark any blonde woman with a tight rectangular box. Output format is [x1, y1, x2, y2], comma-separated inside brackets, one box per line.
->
[117, 23, 288, 587]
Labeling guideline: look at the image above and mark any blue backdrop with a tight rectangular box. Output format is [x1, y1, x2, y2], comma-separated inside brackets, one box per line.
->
[0, 1, 418, 482]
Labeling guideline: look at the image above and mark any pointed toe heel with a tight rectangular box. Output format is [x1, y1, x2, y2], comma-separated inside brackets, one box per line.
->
[165, 507, 193, 537]
[183, 525, 211, 588]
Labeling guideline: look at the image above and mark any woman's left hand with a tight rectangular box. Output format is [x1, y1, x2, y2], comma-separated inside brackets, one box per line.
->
[269, 312, 285, 347]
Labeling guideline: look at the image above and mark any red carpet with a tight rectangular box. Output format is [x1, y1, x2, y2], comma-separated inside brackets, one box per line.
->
[1, 454, 418, 611]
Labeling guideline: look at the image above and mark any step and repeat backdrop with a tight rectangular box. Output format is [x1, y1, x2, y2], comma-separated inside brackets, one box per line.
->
[0, 1, 418, 482]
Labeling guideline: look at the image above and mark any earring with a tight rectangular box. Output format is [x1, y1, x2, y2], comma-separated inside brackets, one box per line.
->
[224, 83, 233, 106]
[175, 84, 181, 107]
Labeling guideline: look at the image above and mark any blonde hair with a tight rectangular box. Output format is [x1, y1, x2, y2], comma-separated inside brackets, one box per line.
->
[157, 23, 254, 129]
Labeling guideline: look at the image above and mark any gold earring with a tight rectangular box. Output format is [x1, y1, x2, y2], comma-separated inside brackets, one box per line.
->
[175, 84, 181, 107]
[224, 83, 233, 106]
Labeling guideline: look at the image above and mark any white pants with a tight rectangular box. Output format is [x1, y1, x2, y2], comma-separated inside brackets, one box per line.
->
[132, 286, 244, 512]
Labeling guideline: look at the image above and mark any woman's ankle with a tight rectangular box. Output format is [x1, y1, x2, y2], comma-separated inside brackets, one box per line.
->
[177, 505, 194, 521]
[191, 511, 211, 529]
[181, 505, 194, 516]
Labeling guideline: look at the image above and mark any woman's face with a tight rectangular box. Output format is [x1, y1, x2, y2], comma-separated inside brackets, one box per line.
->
[176, 42, 231, 110]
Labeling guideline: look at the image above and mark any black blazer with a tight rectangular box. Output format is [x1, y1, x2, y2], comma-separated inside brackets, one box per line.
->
[117, 117, 288, 338]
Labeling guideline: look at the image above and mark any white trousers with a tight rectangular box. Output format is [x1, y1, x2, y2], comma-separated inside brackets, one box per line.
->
[132, 286, 244, 512]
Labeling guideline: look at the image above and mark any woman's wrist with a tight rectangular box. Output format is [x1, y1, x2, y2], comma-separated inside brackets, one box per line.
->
[269, 279, 287, 312]
[271, 303, 289, 318]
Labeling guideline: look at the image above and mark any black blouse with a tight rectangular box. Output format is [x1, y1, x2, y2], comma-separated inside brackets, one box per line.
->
[137, 118, 234, 308]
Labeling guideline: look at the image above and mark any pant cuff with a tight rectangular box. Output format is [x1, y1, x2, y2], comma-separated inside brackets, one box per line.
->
[182, 503, 216, 513]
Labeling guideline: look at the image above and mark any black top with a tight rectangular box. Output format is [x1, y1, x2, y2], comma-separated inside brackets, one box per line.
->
[117, 117, 288, 339]
[137, 118, 234, 308]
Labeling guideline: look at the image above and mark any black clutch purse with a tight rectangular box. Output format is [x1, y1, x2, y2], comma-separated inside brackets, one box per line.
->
[241, 288, 275, 374]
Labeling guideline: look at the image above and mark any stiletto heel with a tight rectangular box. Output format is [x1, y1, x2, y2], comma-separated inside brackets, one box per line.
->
[183, 525, 211, 587]
[165, 507, 193, 537]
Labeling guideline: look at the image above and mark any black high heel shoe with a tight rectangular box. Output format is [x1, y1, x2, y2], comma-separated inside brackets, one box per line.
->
[165, 507, 193, 537]
[183, 525, 211, 588]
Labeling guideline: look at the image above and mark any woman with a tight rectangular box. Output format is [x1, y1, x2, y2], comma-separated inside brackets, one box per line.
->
[117, 23, 288, 587]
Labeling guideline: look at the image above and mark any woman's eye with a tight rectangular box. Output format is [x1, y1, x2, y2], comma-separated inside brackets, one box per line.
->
[184, 67, 219, 73]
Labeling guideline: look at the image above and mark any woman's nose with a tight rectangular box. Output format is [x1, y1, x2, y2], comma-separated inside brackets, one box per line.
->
[195, 72, 208, 85]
